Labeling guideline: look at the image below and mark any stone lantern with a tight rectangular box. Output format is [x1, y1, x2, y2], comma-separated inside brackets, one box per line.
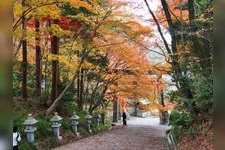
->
[85, 113, 92, 133]
[50, 112, 62, 140]
[94, 112, 101, 127]
[70, 112, 80, 136]
[159, 111, 169, 125]
[23, 114, 38, 142]
[101, 113, 107, 125]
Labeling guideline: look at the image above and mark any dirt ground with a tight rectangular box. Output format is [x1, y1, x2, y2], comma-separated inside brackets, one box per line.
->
[53, 116, 170, 150]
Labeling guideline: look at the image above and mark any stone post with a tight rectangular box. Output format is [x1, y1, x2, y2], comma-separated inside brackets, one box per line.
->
[70, 112, 80, 136]
[23, 114, 38, 142]
[50, 112, 62, 140]
[85, 113, 92, 133]
[94, 112, 101, 127]
[159, 91, 169, 125]
[160, 111, 169, 125]
[101, 113, 107, 125]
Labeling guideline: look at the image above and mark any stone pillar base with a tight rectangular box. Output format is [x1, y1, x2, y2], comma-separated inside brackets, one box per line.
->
[88, 130, 92, 133]
[159, 111, 169, 125]
[75, 132, 80, 137]
[57, 136, 63, 141]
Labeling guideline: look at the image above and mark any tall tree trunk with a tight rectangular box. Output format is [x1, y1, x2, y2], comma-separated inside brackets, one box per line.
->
[77, 58, 84, 110]
[113, 97, 118, 122]
[161, 0, 193, 99]
[21, 0, 27, 100]
[35, 18, 42, 97]
[188, 0, 212, 74]
[161, 92, 165, 107]
[51, 19, 59, 104]
[77, 69, 80, 108]
[188, 0, 196, 25]
[79, 68, 84, 110]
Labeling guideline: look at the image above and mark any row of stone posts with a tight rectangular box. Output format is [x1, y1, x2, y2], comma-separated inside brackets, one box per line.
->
[22, 112, 107, 143]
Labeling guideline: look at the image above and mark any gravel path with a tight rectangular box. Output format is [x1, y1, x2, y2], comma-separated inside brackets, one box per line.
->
[53, 116, 170, 150]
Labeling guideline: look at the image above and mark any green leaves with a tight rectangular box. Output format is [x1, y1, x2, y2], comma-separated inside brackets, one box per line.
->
[169, 110, 193, 128]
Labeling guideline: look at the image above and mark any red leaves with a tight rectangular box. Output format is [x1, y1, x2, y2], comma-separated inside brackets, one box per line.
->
[29, 16, 82, 30]
[59, 16, 81, 30]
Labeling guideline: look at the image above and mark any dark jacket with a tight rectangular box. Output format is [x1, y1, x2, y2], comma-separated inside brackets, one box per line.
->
[122, 112, 127, 119]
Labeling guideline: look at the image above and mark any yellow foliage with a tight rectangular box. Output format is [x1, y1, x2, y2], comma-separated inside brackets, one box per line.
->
[50, 24, 70, 37]
[66, 0, 96, 13]
[68, 14, 94, 25]
[44, 53, 77, 70]
[13, 1, 23, 18]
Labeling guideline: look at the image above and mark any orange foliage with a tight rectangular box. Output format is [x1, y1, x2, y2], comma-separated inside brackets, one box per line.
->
[90, 12, 173, 112]
[156, 0, 189, 27]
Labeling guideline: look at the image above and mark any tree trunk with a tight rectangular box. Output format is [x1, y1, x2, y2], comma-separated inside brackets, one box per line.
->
[21, 0, 27, 100]
[161, 0, 193, 99]
[35, 18, 42, 97]
[79, 68, 84, 110]
[188, 0, 212, 75]
[161, 92, 165, 107]
[51, 19, 59, 104]
[77, 69, 80, 108]
[118, 104, 121, 120]
[46, 60, 84, 115]
[113, 97, 118, 122]
[77, 65, 84, 110]
[188, 0, 196, 25]
[89, 83, 109, 114]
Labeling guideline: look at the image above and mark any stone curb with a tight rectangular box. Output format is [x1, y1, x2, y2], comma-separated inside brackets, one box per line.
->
[166, 132, 178, 150]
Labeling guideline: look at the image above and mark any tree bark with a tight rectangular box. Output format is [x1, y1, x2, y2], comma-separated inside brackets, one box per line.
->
[21, 0, 27, 100]
[113, 97, 118, 122]
[77, 69, 80, 108]
[188, 0, 212, 74]
[188, 0, 196, 25]
[80, 68, 84, 110]
[77, 68, 84, 110]
[35, 18, 42, 97]
[161, 92, 165, 107]
[51, 19, 59, 104]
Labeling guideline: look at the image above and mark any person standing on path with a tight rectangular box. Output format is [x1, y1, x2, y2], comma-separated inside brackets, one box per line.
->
[13, 124, 21, 150]
[122, 112, 127, 126]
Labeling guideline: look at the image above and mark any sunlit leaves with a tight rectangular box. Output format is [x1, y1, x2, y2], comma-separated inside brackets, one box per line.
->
[66, 0, 98, 14]
[50, 24, 70, 37]
[44, 53, 78, 70]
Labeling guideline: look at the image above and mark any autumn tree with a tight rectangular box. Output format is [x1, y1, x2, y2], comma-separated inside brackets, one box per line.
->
[21, 0, 28, 100]
[13, 0, 62, 100]
[142, 0, 212, 148]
